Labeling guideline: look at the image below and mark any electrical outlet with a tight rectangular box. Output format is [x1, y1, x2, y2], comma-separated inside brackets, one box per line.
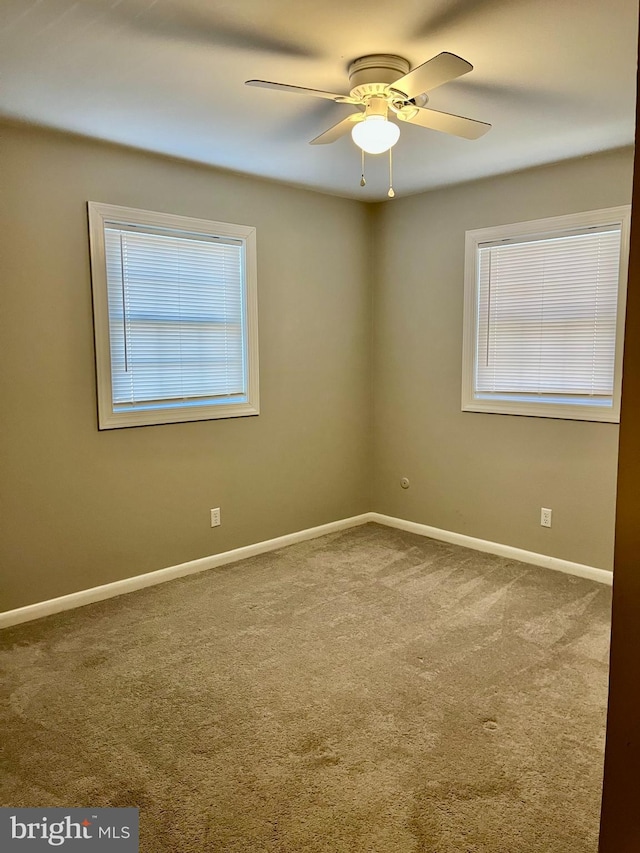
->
[210, 507, 221, 528]
[540, 507, 552, 528]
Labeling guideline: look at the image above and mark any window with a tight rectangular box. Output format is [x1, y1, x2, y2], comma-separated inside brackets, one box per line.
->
[88, 202, 259, 429]
[462, 206, 630, 422]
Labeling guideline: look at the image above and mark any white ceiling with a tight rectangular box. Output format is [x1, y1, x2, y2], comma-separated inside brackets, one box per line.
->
[0, 0, 638, 201]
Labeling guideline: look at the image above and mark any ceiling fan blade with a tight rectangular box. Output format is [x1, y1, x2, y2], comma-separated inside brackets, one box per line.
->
[397, 106, 491, 139]
[245, 80, 354, 103]
[391, 52, 473, 100]
[310, 113, 364, 145]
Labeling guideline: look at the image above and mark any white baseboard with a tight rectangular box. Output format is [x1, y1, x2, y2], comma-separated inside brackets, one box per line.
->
[0, 511, 611, 630]
[0, 514, 373, 630]
[370, 513, 613, 586]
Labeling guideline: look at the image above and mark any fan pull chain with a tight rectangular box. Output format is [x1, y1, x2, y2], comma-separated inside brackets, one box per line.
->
[360, 149, 366, 187]
[388, 148, 395, 198]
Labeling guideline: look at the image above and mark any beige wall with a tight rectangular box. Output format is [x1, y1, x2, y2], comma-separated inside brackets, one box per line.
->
[0, 123, 372, 611]
[1, 124, 632, 614]
[371, 148, 634, 571]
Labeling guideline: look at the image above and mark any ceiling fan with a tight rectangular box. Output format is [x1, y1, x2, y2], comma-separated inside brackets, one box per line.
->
[246, 52, 490, 196]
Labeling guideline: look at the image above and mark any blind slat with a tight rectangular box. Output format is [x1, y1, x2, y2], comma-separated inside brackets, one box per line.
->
[105, 227, 247, 407]
[476, 228, 621, 398]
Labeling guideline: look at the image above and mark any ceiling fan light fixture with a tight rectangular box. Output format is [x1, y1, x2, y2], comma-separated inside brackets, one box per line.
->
[247, 51, 490, 195]
[351, 115, 400, 154]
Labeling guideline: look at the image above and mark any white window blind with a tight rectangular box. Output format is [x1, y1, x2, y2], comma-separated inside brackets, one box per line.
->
[462, 207, 629, 422]
[476, 227, 621, 400]
[105, 226, 246, 410]
[88, 203, 259, 429]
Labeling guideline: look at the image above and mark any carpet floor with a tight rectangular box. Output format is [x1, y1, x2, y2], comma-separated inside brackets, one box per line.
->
[0, 523, 611, 852]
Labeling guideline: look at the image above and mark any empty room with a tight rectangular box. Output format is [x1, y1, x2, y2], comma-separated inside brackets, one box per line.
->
[1, 0, 640, 850]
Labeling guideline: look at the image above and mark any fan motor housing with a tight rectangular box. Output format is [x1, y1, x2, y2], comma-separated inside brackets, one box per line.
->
[348, 54, 410, 100]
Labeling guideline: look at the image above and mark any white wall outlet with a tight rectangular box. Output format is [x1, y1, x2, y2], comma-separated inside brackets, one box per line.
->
[540, 507, 552, 528]
[210, 507, 221, 528]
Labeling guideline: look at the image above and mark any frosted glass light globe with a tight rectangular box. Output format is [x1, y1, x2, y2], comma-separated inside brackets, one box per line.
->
[351, 116, 400, 154]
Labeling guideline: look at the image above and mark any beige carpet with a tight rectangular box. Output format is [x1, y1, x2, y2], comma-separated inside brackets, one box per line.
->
[0, 523, 611, 852]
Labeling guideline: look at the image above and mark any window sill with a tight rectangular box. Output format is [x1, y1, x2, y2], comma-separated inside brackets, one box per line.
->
[462, 398, 619, 423]
[98, 400, 260, 430]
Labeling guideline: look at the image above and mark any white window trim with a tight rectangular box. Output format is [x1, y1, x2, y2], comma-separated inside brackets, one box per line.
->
[461, 206, 630, 423]
[88, 202, 259, 429]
